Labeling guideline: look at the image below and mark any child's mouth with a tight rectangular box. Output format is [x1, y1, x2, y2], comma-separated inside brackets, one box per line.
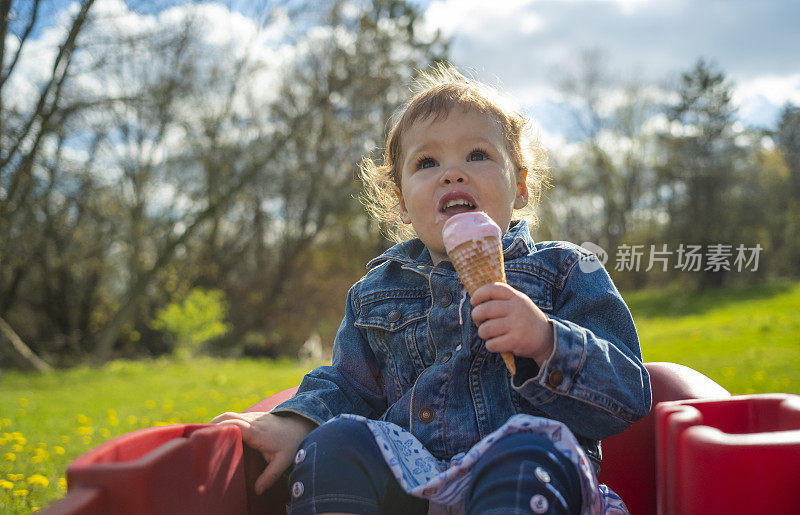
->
[441, 199, 477, 215]
[438, 192, 478, 216]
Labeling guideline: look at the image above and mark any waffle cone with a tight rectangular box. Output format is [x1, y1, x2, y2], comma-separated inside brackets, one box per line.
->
[448, 237, 516, 375]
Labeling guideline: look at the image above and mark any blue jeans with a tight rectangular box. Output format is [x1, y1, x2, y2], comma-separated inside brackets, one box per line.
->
[288, 419, 581, 514]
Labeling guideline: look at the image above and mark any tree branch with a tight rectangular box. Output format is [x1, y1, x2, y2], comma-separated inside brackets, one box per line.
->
[0, 314, 52, 372]
[0, 0, 41, 91]
[0, 0, 94, 177]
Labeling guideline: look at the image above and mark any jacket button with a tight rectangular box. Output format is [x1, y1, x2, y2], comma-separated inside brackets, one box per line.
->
[548, 369, 564, 387]
[386, 310, 401, 323]
[418, 407, 436, 423]
[439, 293, 453, 307]
[291, 481, 304, 498]
[530, 494, 549, 513]
[440, 352, 452, 364]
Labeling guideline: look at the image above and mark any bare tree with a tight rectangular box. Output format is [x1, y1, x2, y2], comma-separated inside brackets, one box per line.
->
[0, 0, 97, 367]
[552, 50, 660, 257]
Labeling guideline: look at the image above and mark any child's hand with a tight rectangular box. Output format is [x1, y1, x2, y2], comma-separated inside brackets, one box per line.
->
[470, 282, 555, 366]
[210, 411, 317, 494]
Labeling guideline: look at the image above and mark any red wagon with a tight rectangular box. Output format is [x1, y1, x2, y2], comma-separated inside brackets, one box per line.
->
[42, 362, 800, 514]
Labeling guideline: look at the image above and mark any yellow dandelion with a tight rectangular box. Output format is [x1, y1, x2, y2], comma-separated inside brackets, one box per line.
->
[127, 415, 138, 425]
[32, 508, 40, 512]
[109, 416, 119, 427]
[7, 474, 23, 481]
[14, 488, 28, 496]
[53, 446, 65, 455]
[59, 477, 67, 491]
[4, 452, 16, 462]
[12, 444, 23, 452]
[31, 448, 50, 463]
[77, 426, 94, 436]
[15, 435, 27, 445]
[61, 435, 70, 444]
[145, 400, 156, 409]
[82, 436, 92, 445]
[0, 479, 13, 489]
[77, 414, 91, 425]
[27, 474, 49, 487]
[100, 428, 111, 438]
[0, 418, 10, 427]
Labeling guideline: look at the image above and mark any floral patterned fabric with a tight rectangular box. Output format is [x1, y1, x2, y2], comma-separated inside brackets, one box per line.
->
[333, 413, 629, 515]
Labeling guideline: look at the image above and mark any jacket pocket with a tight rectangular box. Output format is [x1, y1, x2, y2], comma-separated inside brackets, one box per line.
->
[505, 267, 554, 312]
[354, 293, 431, 401]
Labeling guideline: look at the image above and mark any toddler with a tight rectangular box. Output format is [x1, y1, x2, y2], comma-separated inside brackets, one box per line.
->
[213, 65, 651, 514]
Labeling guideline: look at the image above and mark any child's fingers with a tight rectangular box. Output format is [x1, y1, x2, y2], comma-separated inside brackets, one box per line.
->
[477, 318, 507, 341]
[255, 453, 290, 495]
[214, 417, 252, 432]
[470, 282, 513, 306]
[471, 299, 508, 326]
[485, 334, 515, 354]
[213, 418, 260, 447]
[210, 411, 248, 424]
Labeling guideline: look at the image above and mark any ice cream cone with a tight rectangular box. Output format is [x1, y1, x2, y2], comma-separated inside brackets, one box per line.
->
[443, 212, 516, 375]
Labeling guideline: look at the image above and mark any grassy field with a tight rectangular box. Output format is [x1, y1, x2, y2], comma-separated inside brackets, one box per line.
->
[0, 358, 313, 513]
[1, 280, 799, 512]
[628, 280, 800, 395]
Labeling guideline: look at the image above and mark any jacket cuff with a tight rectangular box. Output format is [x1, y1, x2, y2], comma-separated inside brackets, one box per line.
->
[270, 394, 333, 426]
[512, 317, 586, 401]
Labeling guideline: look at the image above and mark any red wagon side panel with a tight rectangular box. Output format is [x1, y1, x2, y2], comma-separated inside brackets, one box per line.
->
[657, 394, 800, 515]
[598, 362, 730, 515]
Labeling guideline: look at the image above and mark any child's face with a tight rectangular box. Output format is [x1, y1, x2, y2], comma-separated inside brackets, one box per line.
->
[396, 108, 528, 264]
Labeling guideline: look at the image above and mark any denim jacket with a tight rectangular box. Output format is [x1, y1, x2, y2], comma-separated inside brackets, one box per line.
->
[273, 220, 652, 469]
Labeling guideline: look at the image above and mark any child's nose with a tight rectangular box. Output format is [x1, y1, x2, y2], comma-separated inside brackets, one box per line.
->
[440, 166, 467, 185]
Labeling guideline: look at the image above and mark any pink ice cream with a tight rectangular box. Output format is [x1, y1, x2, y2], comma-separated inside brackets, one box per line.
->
[442, 211, 502, 253]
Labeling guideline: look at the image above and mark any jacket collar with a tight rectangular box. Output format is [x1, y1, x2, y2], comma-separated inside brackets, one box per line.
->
[367, 219, 535, 272]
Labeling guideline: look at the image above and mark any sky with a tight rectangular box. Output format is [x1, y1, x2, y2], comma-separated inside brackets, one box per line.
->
[12, 0, 800, 144]
[408, 0, 800, 140]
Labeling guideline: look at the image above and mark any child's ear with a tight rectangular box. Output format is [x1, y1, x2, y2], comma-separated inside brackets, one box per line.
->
[514, 169, 529, 209]
[394, 187, 412, 224]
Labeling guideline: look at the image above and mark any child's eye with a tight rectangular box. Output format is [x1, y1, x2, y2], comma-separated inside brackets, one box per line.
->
[467, 149, 489, 162]
[416, 156, 437, 170]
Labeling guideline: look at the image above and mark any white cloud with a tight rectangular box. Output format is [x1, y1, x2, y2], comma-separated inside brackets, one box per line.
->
[425, 0, 543, 40]
[735, 74, 800, 109]
[419, 0, 800, 134]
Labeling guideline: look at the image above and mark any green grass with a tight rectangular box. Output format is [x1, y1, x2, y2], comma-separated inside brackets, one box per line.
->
[628, 280, 800, 395]
[0, 357, 313, 513]
[1, 280, 799, 512]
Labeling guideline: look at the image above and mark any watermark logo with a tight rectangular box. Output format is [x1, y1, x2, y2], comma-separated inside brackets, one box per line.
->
[574, 242, 762, 274]
[578, 241, 607, 273]
[614, 243, 762, 273]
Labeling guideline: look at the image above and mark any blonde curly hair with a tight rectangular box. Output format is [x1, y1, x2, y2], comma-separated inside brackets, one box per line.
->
[360, 64, 550, 242]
